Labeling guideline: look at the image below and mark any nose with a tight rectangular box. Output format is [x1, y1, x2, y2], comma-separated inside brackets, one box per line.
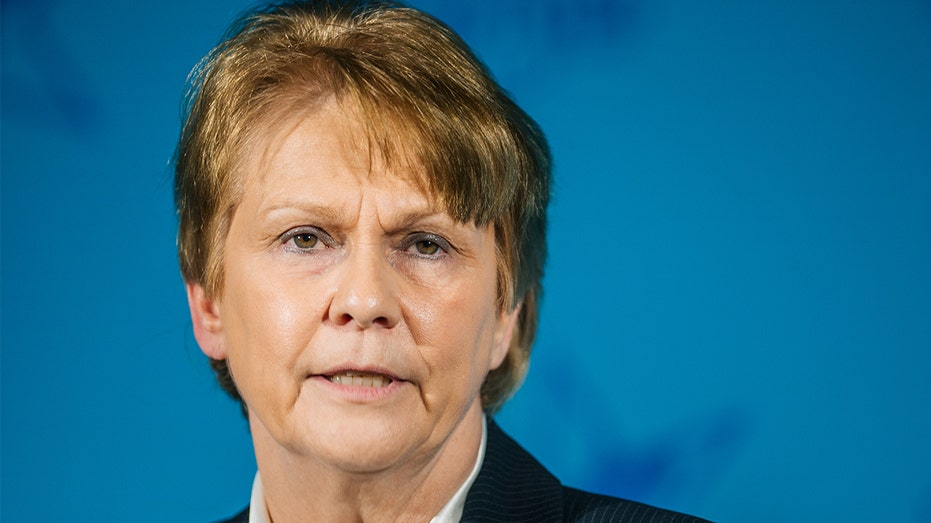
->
[327, 245, 401, 329]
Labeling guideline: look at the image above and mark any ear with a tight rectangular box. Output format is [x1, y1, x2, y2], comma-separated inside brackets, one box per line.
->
[489, 304, 521, 371]
[186, 282, 227, 360]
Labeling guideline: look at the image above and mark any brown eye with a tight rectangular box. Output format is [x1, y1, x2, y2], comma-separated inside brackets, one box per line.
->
[415, 240, 440, 255]
[293, 233, 318, 249]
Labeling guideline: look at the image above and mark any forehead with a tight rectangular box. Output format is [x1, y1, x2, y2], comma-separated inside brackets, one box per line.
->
[243, 95, 432, 199]
[239, 97, 442, 214]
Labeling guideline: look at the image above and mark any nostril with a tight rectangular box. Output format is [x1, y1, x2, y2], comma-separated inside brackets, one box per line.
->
[328, 264, 402, 328]
[333, 311, 393, 329]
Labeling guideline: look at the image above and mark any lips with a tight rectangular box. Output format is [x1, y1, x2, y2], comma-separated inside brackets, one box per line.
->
[326, 371, 393, 388]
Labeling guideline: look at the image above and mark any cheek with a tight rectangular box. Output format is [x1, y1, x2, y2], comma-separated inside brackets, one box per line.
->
[223, 274, 323, 378]
[405, 283, 500, 373]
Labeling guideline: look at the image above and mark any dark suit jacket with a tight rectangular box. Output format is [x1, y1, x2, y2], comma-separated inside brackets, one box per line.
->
[217, 420, 710, 522]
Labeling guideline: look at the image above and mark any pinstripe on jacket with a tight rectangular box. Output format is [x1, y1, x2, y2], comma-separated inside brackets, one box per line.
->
[460, 420, 709, 522]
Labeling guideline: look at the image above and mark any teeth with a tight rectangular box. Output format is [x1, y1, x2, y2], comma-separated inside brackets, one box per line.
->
[328, 371, 391, 388]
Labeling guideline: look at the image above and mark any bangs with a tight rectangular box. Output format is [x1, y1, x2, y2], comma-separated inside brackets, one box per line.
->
[231, 19, 530, 229]
[341, 61, 525, 227]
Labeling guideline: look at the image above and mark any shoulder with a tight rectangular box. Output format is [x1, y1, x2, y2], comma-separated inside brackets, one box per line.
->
[563, 487, 711, 523]
[463, 420, 712, 522]
[213, 506, 248, 523]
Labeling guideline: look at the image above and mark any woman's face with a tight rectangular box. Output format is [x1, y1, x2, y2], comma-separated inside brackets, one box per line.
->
[188, 100, 517, 473]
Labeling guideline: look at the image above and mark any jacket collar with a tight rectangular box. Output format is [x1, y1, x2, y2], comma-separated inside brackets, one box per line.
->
[461, 419, 564, 522]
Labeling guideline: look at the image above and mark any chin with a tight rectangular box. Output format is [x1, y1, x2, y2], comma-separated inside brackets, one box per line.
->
[289, 403, 431, 471]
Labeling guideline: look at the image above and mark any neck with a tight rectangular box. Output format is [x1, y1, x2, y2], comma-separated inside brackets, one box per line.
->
[250, 404, 485, 523]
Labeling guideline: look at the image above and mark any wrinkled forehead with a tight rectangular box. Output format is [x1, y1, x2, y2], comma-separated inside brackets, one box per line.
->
[235, 92, 439, 212]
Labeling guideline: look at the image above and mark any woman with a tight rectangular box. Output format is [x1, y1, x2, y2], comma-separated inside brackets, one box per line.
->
[176, 1, 708, 521]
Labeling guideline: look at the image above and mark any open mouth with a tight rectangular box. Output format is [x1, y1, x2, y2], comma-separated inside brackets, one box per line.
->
[325, 371, 394, 388]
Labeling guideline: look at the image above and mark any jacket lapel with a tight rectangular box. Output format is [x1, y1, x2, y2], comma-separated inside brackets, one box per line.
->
[461, 420, 564, 522]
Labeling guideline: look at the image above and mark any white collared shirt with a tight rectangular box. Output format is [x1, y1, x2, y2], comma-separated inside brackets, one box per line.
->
[248, 417, 487, 523]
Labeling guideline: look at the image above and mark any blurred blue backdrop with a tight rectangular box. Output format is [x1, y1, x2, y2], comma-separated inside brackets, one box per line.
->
[2, 1, 930, 521]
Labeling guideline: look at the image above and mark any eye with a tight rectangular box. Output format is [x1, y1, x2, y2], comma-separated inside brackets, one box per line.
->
[293, 233, 318, 249]
[404, 233, 451, 258]
[414, 239, 440, 255]
[280, 227, 330, 253]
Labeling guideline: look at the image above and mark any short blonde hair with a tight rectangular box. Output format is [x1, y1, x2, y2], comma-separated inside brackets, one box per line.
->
[175, 0, 550, 415]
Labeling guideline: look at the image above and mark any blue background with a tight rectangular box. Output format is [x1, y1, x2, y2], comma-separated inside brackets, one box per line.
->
[2, 1, 930, 521]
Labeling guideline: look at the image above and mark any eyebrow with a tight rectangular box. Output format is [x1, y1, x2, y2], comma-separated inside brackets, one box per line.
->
[258, 201, 457, 232]
[386, 208, 457, 231]
[259, 201, 345, 224]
